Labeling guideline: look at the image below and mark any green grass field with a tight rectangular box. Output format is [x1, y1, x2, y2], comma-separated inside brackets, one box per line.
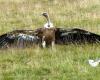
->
[0, 0, 100, 80]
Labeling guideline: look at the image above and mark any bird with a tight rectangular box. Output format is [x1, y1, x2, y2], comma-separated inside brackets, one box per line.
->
[42, 12, 54, 28]
[0, 12, 100, 48]
[88, 59, 100, 67]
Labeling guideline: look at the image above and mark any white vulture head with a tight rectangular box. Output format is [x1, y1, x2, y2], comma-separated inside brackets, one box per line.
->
[42, 12, 54, 28]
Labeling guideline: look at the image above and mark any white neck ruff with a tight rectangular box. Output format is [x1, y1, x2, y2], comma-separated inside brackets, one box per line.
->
[44, 22, 54, 28]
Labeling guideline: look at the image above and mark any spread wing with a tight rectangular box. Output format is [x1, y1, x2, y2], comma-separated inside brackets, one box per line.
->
[0, 30, 40, 48]
[55, 28, 100, 44]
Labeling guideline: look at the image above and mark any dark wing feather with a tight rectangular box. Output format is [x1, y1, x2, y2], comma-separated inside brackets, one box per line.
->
[0, 33, 15, 48]
[0, 30, 40, 48]
[55, 28, 100, 44]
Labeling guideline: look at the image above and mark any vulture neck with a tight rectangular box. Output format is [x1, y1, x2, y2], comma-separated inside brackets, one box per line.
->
[46, 15, 51, 27]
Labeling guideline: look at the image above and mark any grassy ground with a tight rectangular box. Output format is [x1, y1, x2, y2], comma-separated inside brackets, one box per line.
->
[0, 0, 100, 80]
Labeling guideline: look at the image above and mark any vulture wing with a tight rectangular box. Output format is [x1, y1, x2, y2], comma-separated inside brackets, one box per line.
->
[0, 30, 40, 48]
[55, 28, 100, 44]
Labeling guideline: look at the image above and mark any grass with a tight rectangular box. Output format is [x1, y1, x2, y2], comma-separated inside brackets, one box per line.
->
[0, 45, 100, 80]
[0, 0, 100, 80]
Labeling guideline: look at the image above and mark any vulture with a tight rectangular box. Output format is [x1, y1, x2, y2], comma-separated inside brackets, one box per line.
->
[0, 12, 100, 48]
[0, 27, 100, 48]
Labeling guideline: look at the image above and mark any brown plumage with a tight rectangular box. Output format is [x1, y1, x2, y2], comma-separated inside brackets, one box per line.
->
[34, 28, 56, 48]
